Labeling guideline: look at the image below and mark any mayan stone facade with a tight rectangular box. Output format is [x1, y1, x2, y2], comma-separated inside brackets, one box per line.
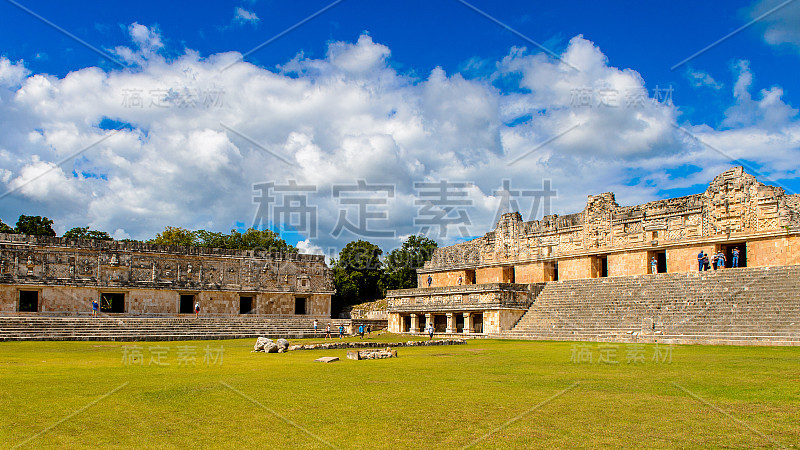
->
[387, 167, 800, 334]
[0, 234, 334, 316]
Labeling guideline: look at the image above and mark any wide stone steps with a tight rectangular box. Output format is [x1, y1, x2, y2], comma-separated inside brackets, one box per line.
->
[0, 317, 359, 341]
[504, 265, 800, 346]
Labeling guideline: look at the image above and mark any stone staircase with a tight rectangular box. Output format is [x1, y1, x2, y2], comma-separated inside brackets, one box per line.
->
[500, 265, 800, 346]
[0, 316, 361, 342]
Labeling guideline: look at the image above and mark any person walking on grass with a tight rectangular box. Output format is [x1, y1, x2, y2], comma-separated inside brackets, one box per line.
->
[194, 302, 200, 319]
[359, 323, 365, 339]
[325, 323, 332, 339]
[339, 324, 344, 339]
[427, 323, 434, 340]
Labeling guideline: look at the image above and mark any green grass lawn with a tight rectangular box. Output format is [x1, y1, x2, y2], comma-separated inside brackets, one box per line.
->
[1, 335, 798, 449]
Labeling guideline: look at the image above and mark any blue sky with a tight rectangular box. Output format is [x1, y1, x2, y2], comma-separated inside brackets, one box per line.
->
[0, 0, 798, 254]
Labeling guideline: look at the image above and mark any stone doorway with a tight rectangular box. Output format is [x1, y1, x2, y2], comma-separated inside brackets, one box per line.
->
[19, 290, 38, 312]
[472, 313, 483, 333]
[455, 313, 464, 333]
[648, 250, 667, 273]
[180, 294, 195, 314]
[239, 296, 253, 314]
[720, 242, 746, 268]
[294, 297, 306, 315]
[434, 314, 447, 332]
[100, 293, 125, 313]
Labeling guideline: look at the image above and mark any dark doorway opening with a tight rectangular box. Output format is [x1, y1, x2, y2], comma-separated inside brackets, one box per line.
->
[434, 314, 447, 332]
[464, 269, 476, 285]
[648, 250, 667, 273]
[456, 313, 464, 333]
[721, 243, 747, 268]
[545, 261, 558, 282]
[472, 313, 483, 333]
[418, 317, 426, 332]
[294, 297, 306, 315]
[240, 296, 253, 314]
[100, 293, 125, 313]
[19, 290, 38, 312]
[180, 295, 195, 314]
[402, 316, 411, 332]
[591, 255, 608, 278]
[503, 266, 515, 283]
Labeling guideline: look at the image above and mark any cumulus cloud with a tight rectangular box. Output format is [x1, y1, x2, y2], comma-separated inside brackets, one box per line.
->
[0, 24, 798, 254]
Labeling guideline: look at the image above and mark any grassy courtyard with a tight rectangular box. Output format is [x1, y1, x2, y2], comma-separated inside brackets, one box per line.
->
[1, 335, 798, 449]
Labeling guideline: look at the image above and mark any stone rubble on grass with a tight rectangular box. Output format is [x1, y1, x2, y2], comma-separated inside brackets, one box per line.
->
[254, 337, 272, 352]
[346, 348, 397, 360]
[255, 337, 466, 354]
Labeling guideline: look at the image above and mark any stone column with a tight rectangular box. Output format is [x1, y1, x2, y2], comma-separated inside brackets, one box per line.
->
[446, 312, 455, 333]
[463, 312, 472, 334]
[409, 314, 418, 333]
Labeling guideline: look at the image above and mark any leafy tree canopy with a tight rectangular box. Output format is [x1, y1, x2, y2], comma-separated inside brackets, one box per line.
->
[0, 219, 14, 234]
[62, 227, 113, 241]
[15, 215, 56, 236]
[331, 240, 383, 314]
[383, 235, 438, 291]
[149, 226, 297, 252]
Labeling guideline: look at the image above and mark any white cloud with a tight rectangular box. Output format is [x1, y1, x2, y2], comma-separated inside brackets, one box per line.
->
[0, 57, 29, 88]
[684, 68, 722, 90]
[0, 26, 798, 256]
[233, 7, 260, 25]
[749, 0, 800, 51]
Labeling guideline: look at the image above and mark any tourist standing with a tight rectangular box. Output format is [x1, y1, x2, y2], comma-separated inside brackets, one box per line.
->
[325, 324, 332, 339]
[650, 257, 658, 274]
[697, 251, 705, 272]
[702, 253, 710, 271]
[313, 319, 318, 335]
[427, 275, 432, 287]
[711, 253, 718, 270]
[458, 275, 462, 285]
[91, 299, 99, 318]
[359, 324, 364, 339]
[194, 302, 200, 318]
[716, 252, 726, 269]
[367, 324, 371, 335]
[732, 247, 740, 268]
[339, 324, 344, 339]
[427, 323, 434, 340]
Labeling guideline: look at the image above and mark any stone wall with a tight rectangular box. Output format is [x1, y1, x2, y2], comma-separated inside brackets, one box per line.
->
[418, 168, 800, 285]
[0, 234, 334, 316]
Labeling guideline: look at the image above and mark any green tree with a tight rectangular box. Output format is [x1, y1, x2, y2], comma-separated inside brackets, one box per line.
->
[0, 219, 14, 234]
[149, 226, 197, 247]
[331, 240, 383, 315]
[223, 228, 297, 252]
[383, 235, 438, 290]
[15, 215, 56, 236]
[63, 227, 112, 240]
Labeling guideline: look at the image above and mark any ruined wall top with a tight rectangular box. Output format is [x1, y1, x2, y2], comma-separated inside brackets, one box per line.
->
[423, 167, 800, 270]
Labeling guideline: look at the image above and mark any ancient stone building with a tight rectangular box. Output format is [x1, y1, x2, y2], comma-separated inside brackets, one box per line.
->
[387, 167, 800, 335]
[0, 234, 334, 317]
